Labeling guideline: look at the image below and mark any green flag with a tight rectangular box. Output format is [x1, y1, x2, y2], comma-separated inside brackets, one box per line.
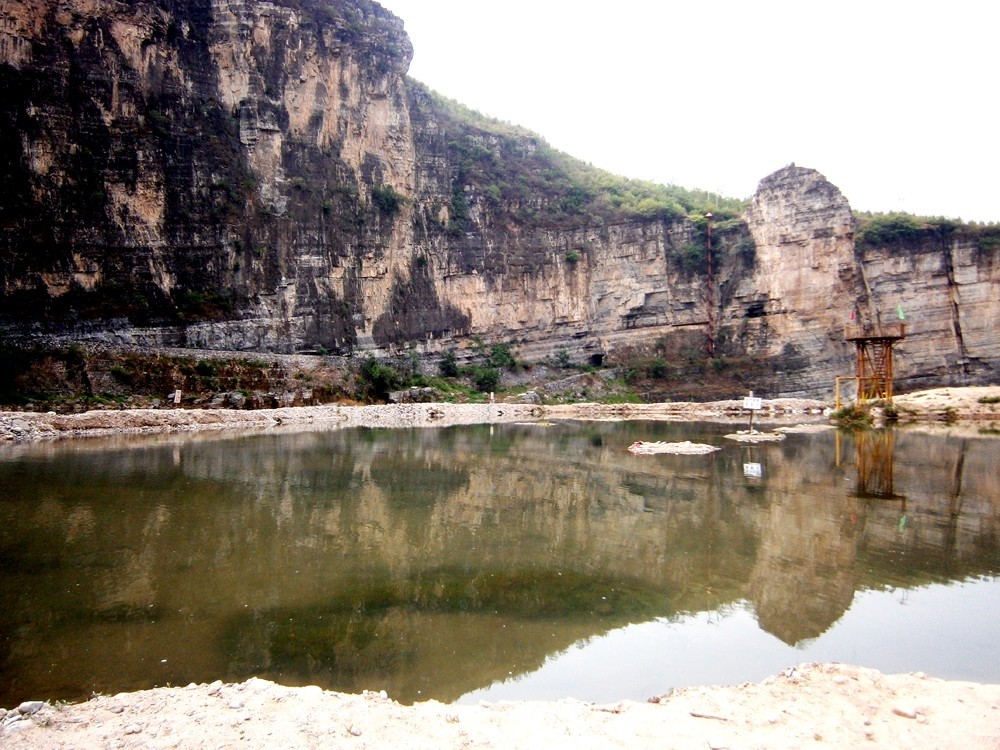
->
[897, 304, 905, 321]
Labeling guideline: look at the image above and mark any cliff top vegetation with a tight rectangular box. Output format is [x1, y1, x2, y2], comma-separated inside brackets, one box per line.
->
[414, 82, 997, 247]
[854, 211, 1000, 252]
[410, 81, 746, 230]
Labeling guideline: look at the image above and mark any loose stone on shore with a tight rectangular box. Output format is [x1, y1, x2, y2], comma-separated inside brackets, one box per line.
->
[16, 701, 44, 716]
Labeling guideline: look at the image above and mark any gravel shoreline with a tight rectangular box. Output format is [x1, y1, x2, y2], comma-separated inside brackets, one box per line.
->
[0, 402, 546, 442]
[6, 384, 999, 443]
[0, 398, 830, 442]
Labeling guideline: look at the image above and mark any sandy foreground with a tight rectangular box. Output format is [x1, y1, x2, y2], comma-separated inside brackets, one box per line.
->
[2, 387, 999, 747]
[2, 663, 998, 749]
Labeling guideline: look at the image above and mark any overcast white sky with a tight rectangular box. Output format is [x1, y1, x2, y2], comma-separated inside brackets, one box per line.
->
[377, 0, 997, 222]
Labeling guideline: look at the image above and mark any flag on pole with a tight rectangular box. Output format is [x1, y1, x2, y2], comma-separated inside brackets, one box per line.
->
[897, 304, 905, 321]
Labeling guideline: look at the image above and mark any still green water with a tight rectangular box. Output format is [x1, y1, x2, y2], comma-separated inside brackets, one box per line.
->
[0, 420, 998, 706]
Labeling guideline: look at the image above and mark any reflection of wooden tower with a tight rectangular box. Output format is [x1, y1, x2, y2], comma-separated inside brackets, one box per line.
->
[844, 322, 906, 402]
[853, 429, 905, 502]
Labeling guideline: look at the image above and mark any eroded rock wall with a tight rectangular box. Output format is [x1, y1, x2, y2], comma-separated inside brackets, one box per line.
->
[858, 235, 1000, 391]
[720, 164, 999, 396]
[1, 0, 421, 353]
[722, 165, 861, 395]
[1, 0, 997, 397]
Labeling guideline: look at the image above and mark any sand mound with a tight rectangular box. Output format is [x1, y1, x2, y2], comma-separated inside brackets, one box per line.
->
[627, 440, 721, 455]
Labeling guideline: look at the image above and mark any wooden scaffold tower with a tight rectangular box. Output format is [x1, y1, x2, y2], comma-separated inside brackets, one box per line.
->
[835, 316, 906, 408]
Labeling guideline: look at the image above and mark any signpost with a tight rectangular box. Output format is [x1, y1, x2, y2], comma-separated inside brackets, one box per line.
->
[742, 391, 762, 433]
[740, 391, 764, 477]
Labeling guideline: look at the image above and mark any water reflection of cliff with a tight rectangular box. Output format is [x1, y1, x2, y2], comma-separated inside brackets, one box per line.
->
[0, 423, 997, 704]
[745, 481, 861, 645]
[746, 430, 880, 645]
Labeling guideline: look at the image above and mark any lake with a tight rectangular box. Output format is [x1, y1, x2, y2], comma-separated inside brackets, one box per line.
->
[1, 420, 998, 707]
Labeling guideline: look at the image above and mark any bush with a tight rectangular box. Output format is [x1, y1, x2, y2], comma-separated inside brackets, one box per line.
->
[471, 366, 500, 393]
[176, 290, 237, 320]
[831, 403, 873, 428]
[109, 365, 133, 385]
[487, 343, 517, 370]
[976, 226, 1000, 252]
[357, 356, 401, 401]
[439, 351, 460, 378]
[674, 243, 706, 274]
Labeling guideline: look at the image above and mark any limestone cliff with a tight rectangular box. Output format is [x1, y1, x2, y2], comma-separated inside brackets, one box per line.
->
[736, 165, 999, 395]
[1, 0, 423, 353]
[857, 223, 999, 392]
[1, 0, 997, 398]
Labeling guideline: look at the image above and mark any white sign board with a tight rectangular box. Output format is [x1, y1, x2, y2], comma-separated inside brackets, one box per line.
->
[743, 396, 762, 410]
[743, 462, 763, 478]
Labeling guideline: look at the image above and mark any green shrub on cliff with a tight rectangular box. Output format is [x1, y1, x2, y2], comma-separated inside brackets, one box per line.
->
[486, 343, 517, 370]
[855, 213, 924, 247]
[371, 184, 406, 216]
[975, 225, 1000, 252]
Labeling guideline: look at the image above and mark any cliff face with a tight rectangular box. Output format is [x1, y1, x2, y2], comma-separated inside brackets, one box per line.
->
[736, 165, 1000, 395]
[858, 232, 999, 392]
[1, 0, 997, 397]
[733, 165, 863, 394]
[1, 0, 421, 353]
